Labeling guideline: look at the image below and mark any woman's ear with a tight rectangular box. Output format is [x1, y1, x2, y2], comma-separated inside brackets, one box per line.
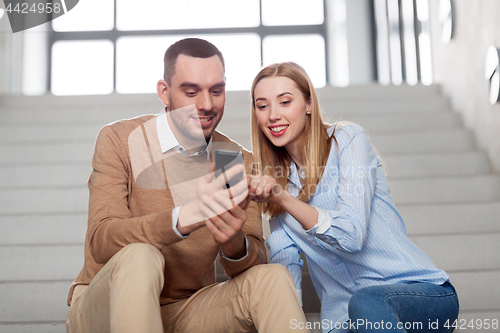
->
[306, 100, 312, 115]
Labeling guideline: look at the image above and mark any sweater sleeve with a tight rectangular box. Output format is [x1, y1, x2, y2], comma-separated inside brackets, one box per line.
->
[86, 125, 184, 265]
[219, 150, 268, 277]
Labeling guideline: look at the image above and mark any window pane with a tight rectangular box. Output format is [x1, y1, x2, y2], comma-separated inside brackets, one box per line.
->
[116, 36, 178, 94]
[116, 34, 261, 94]
[52, 0, 114, 31]
[117, 0, 260, 31]
[202, 34, 261, 91]
[262, 0, 324, 26]
[263, 35, 326, 87]
[51, 40, 114, 95]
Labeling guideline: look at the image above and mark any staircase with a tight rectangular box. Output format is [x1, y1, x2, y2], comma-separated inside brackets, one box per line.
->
[1, 85, 499, 333]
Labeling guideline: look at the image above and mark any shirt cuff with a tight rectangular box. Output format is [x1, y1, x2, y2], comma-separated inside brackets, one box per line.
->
[171, 207, 189, 239]
[305, 207, 331, 235]
[220, 235, 249, 261]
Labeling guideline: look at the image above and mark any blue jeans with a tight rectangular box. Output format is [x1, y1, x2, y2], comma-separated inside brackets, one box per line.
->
[329, 280, 459, 333]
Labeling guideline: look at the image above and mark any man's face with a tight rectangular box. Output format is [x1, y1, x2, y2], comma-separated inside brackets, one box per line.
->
[165, 54, 226, 145]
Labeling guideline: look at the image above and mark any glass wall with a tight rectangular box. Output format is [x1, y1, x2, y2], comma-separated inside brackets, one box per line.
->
[50, 0, 327, 95]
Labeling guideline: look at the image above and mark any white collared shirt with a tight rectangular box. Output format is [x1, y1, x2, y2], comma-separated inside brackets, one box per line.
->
[156, 108, 212, 160]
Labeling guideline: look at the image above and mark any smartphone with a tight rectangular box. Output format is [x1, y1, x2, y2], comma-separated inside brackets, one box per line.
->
[214, 150, 244, 188]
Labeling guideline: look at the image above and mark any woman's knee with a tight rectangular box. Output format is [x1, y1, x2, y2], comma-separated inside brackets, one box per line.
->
[348, 286, 388, 320]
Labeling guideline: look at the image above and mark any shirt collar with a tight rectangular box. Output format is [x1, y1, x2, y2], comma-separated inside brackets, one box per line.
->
[287, 160, 303, 188]
[156, 108, 212, 160]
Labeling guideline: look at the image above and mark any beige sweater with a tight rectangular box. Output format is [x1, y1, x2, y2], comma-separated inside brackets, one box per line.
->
[68, 114, 267, 306]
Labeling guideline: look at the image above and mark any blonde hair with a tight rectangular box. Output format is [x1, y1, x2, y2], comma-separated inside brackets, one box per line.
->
[251, 62, 334, 218]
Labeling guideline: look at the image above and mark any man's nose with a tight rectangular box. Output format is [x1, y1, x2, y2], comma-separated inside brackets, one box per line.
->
[196, 90, 213, 112]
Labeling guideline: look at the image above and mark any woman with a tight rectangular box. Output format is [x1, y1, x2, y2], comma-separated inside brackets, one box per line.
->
[249, 62, 459, 333]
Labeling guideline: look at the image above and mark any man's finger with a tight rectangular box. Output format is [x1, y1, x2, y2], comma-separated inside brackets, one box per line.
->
[214, 164, 245, 189]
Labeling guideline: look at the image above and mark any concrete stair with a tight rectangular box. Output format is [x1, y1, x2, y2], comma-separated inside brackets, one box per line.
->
[1, 84, 499, 332]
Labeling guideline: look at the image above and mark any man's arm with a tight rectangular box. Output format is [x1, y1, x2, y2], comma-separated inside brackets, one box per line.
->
[214, 151, 268, 277]
[87, 125, 185, 264]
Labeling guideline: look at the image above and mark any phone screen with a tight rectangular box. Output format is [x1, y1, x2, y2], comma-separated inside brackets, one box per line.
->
[214, 150, 244, 188]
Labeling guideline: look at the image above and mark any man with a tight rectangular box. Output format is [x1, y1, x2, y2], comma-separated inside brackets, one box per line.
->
[66, 38, 309, 333]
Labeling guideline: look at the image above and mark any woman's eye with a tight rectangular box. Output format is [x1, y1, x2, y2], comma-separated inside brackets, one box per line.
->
[281, 100, 291, 106]
[257, 105, 268, 110]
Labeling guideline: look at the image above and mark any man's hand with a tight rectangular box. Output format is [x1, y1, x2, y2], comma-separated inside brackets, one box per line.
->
[177, 164, 250, 257]
[198, 164, 250, 259]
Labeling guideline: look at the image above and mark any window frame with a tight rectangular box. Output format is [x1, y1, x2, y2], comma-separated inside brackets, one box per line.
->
[47, 0, 328, 93]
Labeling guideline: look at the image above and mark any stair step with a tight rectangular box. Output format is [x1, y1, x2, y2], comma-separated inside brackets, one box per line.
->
[0, 98, 449, 125]
[4, 270, 495, 325]
[322, 111, 462, 133]
[0, 187, 88, 215]
[0, 214, 87, 246]
[0, 282, 70, 322]
[222, 129, 476, 153]
[302, 311, 500, 333]
[389, 175, 500, 204]
[317, 83, 442, 98]
[454, 311, 500, 333]
[448, 271, 500, 311]
[0, 150, 489, 188]
[2, 175, 499, 215]
[384, 152, 490, 178]
[0, 164, 91, 187]
[0, 143, 95, 165]
[409, 234, 500, 272]
[0, 110, 462, 144]
[0, 124, 104, 143]
[0, 245, 84, 282]
[399, 202, 500, 236]
[0, 87, 448, 125]
[3, 231, 498, 283]
[0, 129, 477, 165]
[0, 324, 66, 333]
[370, 130, 476, 154]
[217, 110, 462, 137]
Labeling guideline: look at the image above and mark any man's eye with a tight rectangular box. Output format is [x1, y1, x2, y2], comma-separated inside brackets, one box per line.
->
[185, 91, 197, 97]
[212, 90, 223, 95]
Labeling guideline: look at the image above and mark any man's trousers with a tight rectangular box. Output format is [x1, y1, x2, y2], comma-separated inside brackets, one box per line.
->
[66, 243, 310, 333]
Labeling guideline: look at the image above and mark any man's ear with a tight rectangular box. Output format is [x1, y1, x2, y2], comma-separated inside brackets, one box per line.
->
[157, 80, 170, 108]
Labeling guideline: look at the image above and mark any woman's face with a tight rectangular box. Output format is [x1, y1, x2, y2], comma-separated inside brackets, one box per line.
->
[254, 76, 310, 155]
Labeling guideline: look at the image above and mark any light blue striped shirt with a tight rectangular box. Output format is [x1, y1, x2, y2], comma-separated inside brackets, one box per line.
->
[267, 124, 449, 329]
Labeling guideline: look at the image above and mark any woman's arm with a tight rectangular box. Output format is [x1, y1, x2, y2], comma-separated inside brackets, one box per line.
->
[309, 127, 379, 253]
[267, 217, 304, 303]
[251, 125, 380, 253]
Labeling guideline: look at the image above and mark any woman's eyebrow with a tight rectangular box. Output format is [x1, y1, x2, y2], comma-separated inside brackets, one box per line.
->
[277, 92, 292, 98]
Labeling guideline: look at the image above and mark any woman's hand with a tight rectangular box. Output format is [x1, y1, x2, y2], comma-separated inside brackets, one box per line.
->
[249, 174, 288, 206]
[249, 174, 319, 230]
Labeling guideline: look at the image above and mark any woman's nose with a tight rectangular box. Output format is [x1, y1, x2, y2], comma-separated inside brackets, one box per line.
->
[269, 106, 281, 121]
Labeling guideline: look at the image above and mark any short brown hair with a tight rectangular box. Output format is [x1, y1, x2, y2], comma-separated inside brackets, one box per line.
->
[163, 38, 225, 84]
